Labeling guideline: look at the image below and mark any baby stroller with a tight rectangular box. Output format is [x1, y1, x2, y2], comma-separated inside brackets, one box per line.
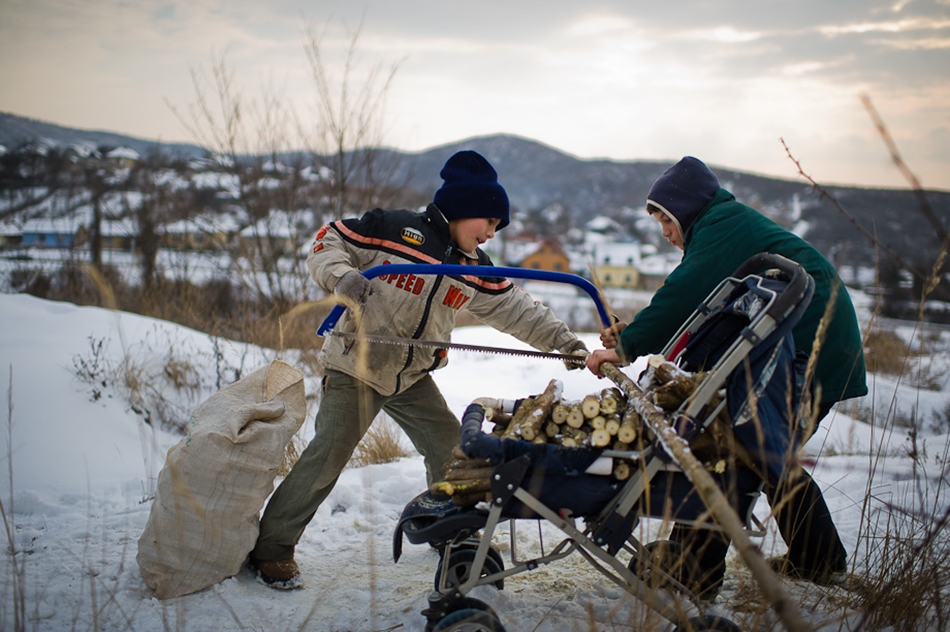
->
[387, 254, 814, 632]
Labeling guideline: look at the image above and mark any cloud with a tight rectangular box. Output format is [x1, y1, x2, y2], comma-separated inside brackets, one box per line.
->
[0, 0, 946, 188]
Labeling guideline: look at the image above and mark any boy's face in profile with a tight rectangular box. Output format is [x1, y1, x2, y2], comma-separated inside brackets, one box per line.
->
[449, 217, 502, 254]
[650, 210, 684, 251]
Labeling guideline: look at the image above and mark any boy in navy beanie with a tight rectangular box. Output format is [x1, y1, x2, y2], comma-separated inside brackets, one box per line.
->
[434, 150, 510, 229]
[250, 149, 587, 589]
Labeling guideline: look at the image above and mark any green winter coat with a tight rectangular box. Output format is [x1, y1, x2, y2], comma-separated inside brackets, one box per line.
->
[621, 188, 867, 404]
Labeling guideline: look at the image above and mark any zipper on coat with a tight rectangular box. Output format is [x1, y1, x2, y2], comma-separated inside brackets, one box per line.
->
[394, 273, 446, 393]
[392, 235, 453, 393]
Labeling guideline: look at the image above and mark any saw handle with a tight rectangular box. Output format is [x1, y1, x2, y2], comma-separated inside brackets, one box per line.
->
[317, 264, 612, 336]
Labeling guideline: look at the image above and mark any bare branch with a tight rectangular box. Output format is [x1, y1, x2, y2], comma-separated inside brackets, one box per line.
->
[780, 138, 929, 282]
[860, 94, 945, 244]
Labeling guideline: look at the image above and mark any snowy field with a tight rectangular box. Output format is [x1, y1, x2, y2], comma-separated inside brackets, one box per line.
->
[1, 290, 948, 631]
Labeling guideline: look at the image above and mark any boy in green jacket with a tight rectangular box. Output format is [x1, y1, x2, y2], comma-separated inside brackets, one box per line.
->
[588, 156, 867, 598]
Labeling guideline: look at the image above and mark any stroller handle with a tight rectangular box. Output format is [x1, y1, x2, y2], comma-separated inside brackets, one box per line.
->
[730, 253, 813, 324]
[460, 403, 504, 461]
[317, 264, 613, 336]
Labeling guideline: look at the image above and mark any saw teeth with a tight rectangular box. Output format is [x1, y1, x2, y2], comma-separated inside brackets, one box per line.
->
[329, 331, 578, 362]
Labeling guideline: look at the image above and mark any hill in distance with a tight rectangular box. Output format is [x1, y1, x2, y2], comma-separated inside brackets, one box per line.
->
[2, 111, 949, 270]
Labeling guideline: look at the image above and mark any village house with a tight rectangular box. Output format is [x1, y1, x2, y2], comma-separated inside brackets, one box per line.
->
[104, 147, 140, 169]
[238, 210, 314, 257]
[638, 252, 683, 291]
[74, 217, 139, 252]
[159, 215, 239, 251]
[19, 216, 84, 249]
[588, 240, 642, 290]
[0, 221, 22, 249]
[518, 238, 571, 273]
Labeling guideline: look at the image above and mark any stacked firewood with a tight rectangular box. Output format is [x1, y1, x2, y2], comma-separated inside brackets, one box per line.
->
[431, 445, 495, 506]
[490, 379, 652, 452]
[432, 365, 713, 506]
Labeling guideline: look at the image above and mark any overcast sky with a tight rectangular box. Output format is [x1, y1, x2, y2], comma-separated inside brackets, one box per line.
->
[1, 0, 948, 190]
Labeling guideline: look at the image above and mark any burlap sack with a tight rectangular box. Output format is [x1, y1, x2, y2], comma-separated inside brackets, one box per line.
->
[137, 360, 307, 599]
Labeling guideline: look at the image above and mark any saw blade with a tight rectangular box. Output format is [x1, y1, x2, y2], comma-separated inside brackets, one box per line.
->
[326, 331, 586, 364]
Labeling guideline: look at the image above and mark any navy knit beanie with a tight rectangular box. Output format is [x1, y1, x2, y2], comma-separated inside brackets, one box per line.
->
[646, 156, 721, 235]
[434, 150, 510, 230]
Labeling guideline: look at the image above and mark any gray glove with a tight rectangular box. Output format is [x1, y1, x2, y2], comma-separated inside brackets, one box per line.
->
[559, 338, 589, 371]
[335, 270, 373, 306]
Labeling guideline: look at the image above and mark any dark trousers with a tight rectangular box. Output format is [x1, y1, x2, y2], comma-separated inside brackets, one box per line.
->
[769, 465, 847, 572]
[669, 402, 847, 591]
[252, 370, 460, 562]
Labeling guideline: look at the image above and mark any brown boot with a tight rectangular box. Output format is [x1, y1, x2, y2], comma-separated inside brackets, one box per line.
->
[251, 558, 303, 590]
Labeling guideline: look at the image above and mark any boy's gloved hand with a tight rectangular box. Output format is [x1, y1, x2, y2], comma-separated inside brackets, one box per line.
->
[335, 270, 373, 306]
[559, 338, 589, 371]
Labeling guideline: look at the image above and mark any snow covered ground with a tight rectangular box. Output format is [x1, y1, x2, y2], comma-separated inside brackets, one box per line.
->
[1, 291, 948, 631]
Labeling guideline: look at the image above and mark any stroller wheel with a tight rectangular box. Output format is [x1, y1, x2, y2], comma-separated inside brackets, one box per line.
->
[436, 547, 505, 591]
[673, 614, 741, 632]
[630, 540, 700, 593]
[431, 607, 506, 632]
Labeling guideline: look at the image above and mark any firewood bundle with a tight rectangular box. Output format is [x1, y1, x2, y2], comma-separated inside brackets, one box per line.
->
[431, 365, 725, 506]
[431, 445, 495, 506]
[489, 380, 651, 452]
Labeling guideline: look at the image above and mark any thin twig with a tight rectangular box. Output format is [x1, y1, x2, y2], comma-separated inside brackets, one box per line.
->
[860, 94, 945, 243]
[2, 365, 26, 632]
[779, 138, 926, 282]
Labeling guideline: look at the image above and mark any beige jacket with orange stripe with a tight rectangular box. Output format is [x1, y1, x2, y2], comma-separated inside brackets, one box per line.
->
[309, 204, 580, 396]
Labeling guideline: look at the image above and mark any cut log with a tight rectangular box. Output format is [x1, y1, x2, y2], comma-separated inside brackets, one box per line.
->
[599, 387, 624, 414]
[503, 379, 562, 440]
[581, 394, 601, 419]
[617, 423, 637, 444]
[590, 428, 611, 448]
[566, 403, 586, 428]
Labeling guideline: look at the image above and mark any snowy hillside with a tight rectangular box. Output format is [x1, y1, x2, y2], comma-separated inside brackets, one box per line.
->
[1, 291, 948, 631]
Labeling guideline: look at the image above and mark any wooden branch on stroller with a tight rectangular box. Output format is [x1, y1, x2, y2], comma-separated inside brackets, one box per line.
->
[597, 361, 815, 632]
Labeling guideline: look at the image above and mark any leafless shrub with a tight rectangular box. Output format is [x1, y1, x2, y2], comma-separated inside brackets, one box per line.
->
[782, 96, 950, 632]
[70, 331, 234, 434]
[163, 348, 201, 391]
[72, 335, 109, 402]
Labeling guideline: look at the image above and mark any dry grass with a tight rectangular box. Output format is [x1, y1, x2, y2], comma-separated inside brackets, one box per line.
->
[278, 432, 305, 477]
[349, 414, 411, 469]
[809, 278, 950, 631]
[862, 328, 912, 376]
[2, 369, 26, 632]
[842, 438, 950, 632]
[15, 263, 332, 366]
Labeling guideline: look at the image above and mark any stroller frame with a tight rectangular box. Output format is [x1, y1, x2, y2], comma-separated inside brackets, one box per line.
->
[322, 255, 813, 632]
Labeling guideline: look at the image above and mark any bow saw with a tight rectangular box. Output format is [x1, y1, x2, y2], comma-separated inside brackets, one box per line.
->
[317, 264, 612, 363]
